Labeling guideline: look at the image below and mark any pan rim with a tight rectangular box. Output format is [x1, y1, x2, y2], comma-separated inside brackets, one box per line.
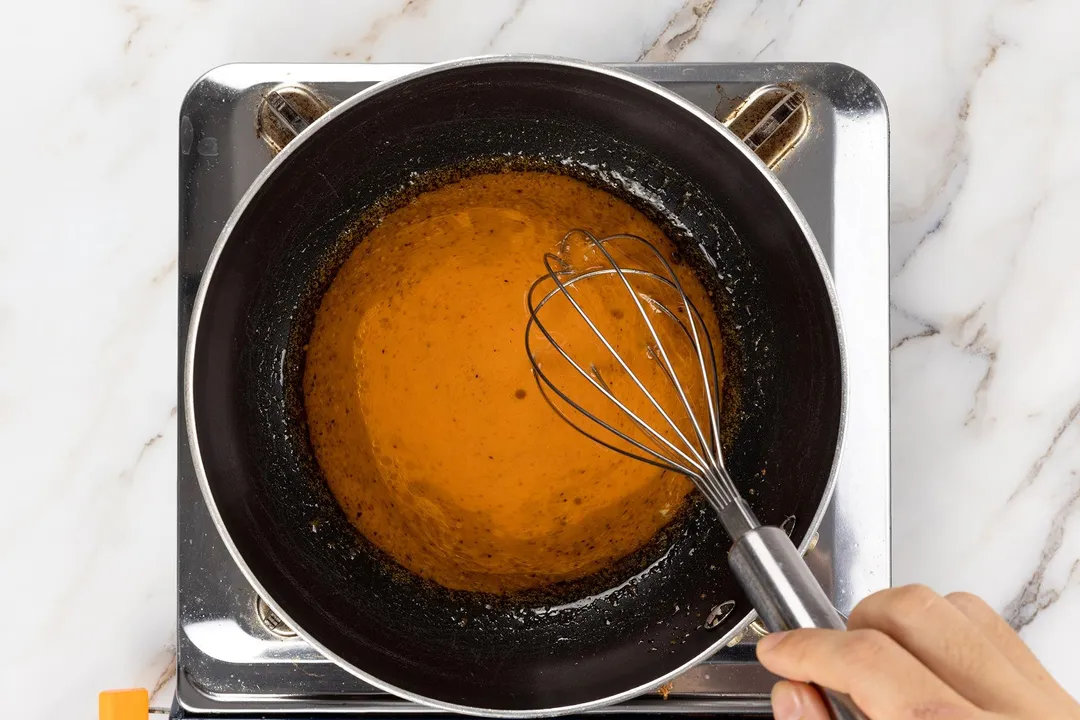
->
[183, 53, 848, 718]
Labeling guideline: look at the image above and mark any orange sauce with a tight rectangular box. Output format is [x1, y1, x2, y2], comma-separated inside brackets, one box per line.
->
[303, 171, 722, 594]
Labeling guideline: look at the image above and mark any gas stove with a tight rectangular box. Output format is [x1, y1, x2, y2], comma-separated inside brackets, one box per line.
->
[176, 62, 890, 717]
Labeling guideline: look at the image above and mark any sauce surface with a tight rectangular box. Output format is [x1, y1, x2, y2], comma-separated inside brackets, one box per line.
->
[303, 171, 722, 594]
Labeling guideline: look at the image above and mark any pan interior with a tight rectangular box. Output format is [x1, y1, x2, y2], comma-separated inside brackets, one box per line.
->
[300, 169, 730, 596]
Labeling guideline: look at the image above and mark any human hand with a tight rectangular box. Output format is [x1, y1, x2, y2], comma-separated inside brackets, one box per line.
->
[755, 585, 1080, 719]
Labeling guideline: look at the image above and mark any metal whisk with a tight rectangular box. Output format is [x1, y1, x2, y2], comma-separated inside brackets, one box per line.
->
[525, 229, 865, 720]
[524, 229, 758, 535]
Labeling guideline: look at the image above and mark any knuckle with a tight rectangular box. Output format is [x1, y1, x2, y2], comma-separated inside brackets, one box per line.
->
[846, 589, 884, 627]
[944, 591, 989, 615]
[849, 584, 940, 629]
[891, 583, 941, 614]
[841, 628, 892, 666]
[901, 702, 978, 720]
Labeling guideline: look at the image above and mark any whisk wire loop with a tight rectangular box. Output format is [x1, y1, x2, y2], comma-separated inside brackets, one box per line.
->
[524, 229, 739, 508]
[578, 232, 723, 474]
[526, 265, 711, 481]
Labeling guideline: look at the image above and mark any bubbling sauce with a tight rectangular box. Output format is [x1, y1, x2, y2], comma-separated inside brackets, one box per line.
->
[303, 171, 722, 594]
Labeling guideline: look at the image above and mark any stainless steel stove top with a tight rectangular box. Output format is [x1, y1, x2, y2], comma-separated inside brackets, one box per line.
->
[176, 62, 890, 718]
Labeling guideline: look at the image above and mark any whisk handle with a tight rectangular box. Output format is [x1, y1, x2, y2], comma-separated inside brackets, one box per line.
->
[729, 525, 869, 720]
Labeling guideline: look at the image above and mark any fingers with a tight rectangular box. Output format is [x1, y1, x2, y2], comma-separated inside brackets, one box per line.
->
[757, 627, 975, 720]
[849, 584, 1034, 713]
[759, 588, 1080, 720]
[945, 591, 1080, 708]
[771, 680, 830, 720]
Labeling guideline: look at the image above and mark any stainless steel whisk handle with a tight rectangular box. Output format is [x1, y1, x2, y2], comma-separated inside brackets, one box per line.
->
[729, 526, 869, 720]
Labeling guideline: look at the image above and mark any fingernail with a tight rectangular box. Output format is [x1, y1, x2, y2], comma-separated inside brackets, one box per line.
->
[771, 681, 804, 720]
[756, 630, 789, 654]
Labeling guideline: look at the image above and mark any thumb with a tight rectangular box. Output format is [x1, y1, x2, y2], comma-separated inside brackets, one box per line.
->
[771, 680, 831, 720]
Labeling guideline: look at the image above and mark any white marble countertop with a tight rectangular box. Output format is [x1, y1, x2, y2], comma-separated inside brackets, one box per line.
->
[3, 0, 1079, 717]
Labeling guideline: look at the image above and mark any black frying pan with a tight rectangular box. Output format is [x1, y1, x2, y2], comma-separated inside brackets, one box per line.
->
[185, 57, 844, 715]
